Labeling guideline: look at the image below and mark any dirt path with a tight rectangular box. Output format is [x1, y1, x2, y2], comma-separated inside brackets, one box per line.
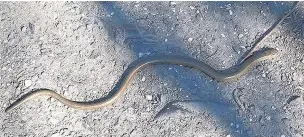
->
[1, 2, 303, 137]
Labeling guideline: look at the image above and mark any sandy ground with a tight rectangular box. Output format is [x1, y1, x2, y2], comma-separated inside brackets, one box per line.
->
[0, 1, 304, 137]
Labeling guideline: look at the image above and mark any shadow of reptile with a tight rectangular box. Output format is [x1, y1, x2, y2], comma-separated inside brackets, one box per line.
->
[96, 1, 299, 137]
[98, 1, 254, 136]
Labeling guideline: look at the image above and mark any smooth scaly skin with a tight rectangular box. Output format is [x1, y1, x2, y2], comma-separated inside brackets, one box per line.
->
[5, 48, 278, 112]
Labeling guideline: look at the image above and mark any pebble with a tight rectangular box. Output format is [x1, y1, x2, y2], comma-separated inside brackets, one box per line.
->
[238, 34, 244, 38]
[24, 79, 32, 88]
[226, 135, 231, 137]
[141, 76, 146, 81]
[145, 95, 153, 101]
[266, 116, 271, 120]
[188, 38, 193, 43]
[301, 59, 304, 63]
[50, 133, 61, 137]
[21, 26, 27, 32]
[2, 67, 7, 70]
[170, 1, 177, 6]
[138, 53, 144, 57]
[172, 8, 176, 13]
[134, 3, 139, 8]
[229, 10, 233, 15]
[221, 34, 225, 37]
[262, 73, 266, 78]
[59, 128, 68, 135]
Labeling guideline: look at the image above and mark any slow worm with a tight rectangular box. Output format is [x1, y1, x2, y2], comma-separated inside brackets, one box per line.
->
[5, 48, 277, 112]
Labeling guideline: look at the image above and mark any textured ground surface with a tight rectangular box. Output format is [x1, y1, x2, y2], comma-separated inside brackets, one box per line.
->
[0, 1, 304, 137]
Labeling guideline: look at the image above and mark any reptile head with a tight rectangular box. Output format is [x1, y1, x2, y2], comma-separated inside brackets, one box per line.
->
[246, 48, 278, 62]
[262, 48, 278, 57]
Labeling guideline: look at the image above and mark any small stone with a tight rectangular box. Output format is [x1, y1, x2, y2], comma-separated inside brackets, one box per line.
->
[262, 73, 266, 77]
[24, 79, 32, 88]
[59, 128, 68, 135]
[226, 135, 231, 137]
[138, 53, 144, 57]
[225, 4, 231, 10]
[165, 39, 168, 42]
[135, 3, 139, 8]
[281, 135, 285, 137]
[238, 34, 244, 38]
[229, 10, 233, 15]
[301, 59, 304, 63]
[49, 117, 60, 124]
[1, 67, 7, 70]
[145, 95, 153, 101]
[21, 26, 27, 32]
[50, 133, 61, 137]
[146, 107, 151, 111]
[221, 34, 225, 37]
[188, 38, 193, 43]
[141, 76, 146, 81]
[189, 6, 195, 10]
[110, 12, 114, 16]
[170, 1, 177, 6]
[172, 8, 176, 12]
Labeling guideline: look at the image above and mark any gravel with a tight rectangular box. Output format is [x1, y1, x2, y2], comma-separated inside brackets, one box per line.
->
[1, 1, 304, 137]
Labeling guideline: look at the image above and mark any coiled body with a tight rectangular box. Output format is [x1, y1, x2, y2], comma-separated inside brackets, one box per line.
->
[5, 48, 278, 112]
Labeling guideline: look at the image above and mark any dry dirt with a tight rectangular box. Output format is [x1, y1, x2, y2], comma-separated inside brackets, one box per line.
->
[1, 1, 304, 137]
